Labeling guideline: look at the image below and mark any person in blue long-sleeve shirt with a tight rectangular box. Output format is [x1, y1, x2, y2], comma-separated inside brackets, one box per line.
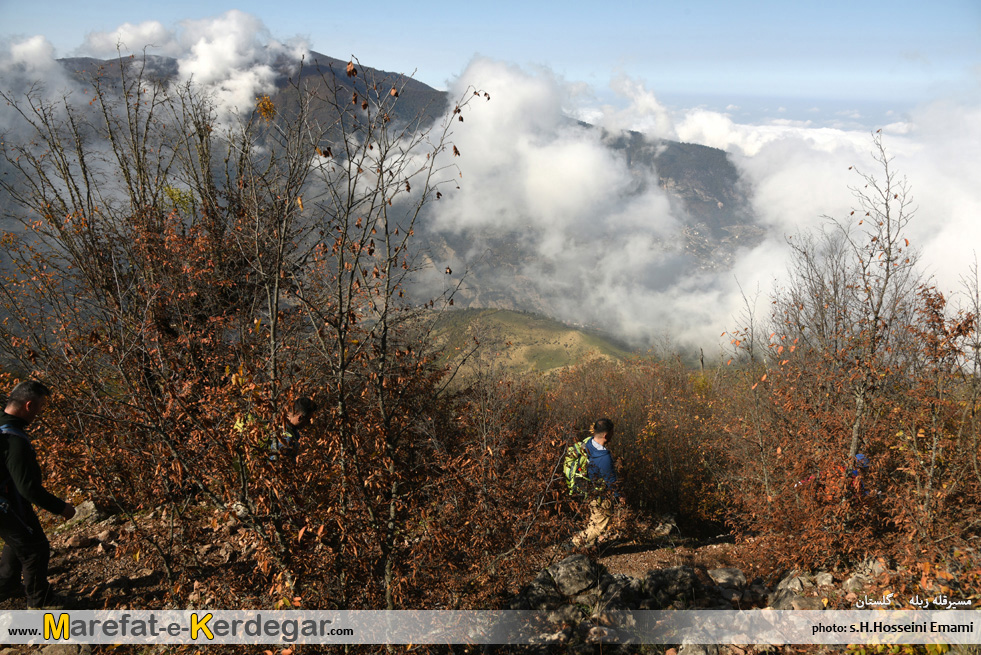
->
[571, 418, 623, 547]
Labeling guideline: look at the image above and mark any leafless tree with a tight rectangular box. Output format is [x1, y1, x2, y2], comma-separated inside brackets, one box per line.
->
[773, 132, 921, 463]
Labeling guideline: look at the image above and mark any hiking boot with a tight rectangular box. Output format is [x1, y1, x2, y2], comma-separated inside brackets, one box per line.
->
[29, 592, 72, 610]
[0, 583, 25, 602]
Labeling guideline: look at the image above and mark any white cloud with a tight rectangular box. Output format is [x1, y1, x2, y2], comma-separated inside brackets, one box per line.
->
[175, 11, 308, 118]
[82, 21, 181, 58]
[77, 11, 309, 119]
[678, 97, 981, 344]
[424, 59, 714, 345]
[894, 102, 981, 292]
[425, 58, 981, 350]
[437, 59, 671, 242]
[599, 75, 677, 138]
[0, 36, 76, 130]
[675, 108, 877, 157]
[1, 35, 58, 76]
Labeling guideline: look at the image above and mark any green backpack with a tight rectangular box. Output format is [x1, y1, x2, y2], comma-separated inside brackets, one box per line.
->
[563, 436, 592, 494]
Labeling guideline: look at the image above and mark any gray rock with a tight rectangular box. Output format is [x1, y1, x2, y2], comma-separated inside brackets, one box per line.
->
[814, 572, 835, 587]
[547, 554, 602, 597]
[595, 611, 637, 631]
[719, 588, 743, 603]
[843, 573, 872, 593]
[768, 588, 799, 610]
[859, 556, 890, 579]
[679, 644, 720, 655]
[60, 501, 111, 530]
[792, 596, 826, 610]
[623, 573, 645, 597]
[708, 567, 747, 588]
[571, 586, 602, 607]
[510, 569, 564, 610]
[596, 573, 641, 612]
[546, 604, 584, 626]
[644, 566, 701, 608]
[776, 572, 811, 593]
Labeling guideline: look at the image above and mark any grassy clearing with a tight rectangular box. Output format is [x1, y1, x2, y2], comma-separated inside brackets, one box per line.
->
[432, 308, 635, 376]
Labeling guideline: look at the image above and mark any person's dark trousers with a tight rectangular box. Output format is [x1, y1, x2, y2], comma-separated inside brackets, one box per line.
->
[0, 498, 50, 607]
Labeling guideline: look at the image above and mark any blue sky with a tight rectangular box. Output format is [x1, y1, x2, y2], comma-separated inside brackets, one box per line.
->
[2, 0, 978, 125]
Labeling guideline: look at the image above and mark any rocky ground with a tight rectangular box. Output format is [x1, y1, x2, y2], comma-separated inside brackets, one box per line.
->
[502, 514, 981, 654]
[508, 542, 981, 653]
[1, 505, 980, 654]
[0, 502, 168, 614]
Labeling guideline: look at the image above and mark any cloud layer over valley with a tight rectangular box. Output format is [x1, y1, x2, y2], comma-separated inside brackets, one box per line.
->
[417, 57, 981, 352]
[2, 12, 979, 354]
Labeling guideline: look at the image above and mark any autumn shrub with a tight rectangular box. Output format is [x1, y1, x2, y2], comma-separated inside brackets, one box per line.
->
[540, 357, 663, 446]
[627, 364, 731, 531]
[0, 53, 510, 610]
[0, 52, 606, 613]
[514, 357, 733, 534]
[719, 136, 981, 570]
[722, 311, 981, 570]
[880, 287, 981, 558]
[720, 350, 893, 567]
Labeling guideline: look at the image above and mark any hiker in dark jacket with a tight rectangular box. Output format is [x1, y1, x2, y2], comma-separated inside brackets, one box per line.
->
[269, 397, 318, 464]
[571, 418, 623, 547]
[0, 381, 75, 608]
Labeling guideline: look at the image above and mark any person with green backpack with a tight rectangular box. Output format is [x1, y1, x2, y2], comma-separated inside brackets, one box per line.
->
[564, 418, 622, 548]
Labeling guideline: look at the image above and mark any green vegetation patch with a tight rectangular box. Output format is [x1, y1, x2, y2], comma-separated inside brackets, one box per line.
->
[432, 308, 635, 376]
